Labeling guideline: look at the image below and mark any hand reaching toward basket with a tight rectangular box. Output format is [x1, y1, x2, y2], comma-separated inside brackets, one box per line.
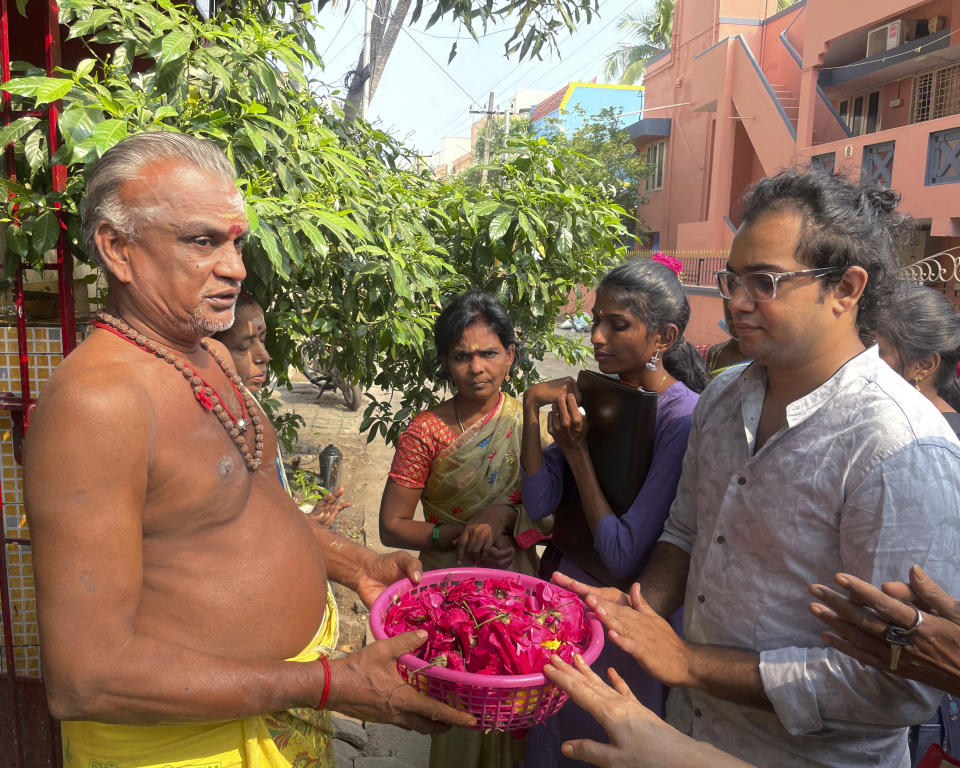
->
[551, 571, 632, 607]
[327, 630, 477, 733]
[543, 654, 755, 768]
[554, 573, 692, 688]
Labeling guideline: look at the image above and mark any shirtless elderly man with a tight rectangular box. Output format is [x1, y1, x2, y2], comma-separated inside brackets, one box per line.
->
[23, 132, 473, 768]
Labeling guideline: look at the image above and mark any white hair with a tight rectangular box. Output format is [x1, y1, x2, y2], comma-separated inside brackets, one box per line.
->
[82, 132, 237, 267]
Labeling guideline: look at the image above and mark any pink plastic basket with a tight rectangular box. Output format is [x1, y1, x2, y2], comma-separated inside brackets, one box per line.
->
[369, 567, 604, 732]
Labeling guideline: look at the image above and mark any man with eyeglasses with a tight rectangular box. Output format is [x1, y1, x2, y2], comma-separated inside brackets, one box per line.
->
[558, 170, 960, 767]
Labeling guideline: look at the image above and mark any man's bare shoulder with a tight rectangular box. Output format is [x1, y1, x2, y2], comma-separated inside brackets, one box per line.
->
[31, 334, 155, 432]
[203, 336, 233, 364]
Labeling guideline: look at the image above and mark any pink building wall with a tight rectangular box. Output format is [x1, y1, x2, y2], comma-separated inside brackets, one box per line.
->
[636, 0, 960, 243]
[631, 0, 960, 345]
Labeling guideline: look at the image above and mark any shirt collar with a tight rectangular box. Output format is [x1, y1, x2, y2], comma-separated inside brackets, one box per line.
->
[738, 346, 880, 430]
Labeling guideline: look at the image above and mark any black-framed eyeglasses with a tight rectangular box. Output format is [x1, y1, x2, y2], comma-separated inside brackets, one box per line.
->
[714, 267, 845, 301]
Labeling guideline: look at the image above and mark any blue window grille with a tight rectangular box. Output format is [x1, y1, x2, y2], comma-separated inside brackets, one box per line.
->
[861, 141, 895, 186]
[811, 152, 836, 174]
[926, 127, 960, 186]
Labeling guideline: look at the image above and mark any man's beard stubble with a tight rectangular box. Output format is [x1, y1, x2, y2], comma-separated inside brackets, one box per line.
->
[189, 302, 236, 335]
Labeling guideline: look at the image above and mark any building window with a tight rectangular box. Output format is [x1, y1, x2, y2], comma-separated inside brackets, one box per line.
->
[643, 141, 665, 193]
[861, 140, 895, 186]
[911, 62, 960, 124]
[926, 126, 960, 186]
[811, 152, 836, 174]
[833, 89, 881, 136]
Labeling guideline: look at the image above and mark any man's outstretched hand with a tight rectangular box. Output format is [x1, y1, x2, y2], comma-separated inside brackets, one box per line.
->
[353, 551, 423, 608]
[327, 630, 476, 733]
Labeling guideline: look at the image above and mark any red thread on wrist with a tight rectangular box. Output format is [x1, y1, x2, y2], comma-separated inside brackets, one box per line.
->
[318, 654, 331, 710]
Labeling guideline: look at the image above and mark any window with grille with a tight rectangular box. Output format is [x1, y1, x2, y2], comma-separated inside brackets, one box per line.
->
[911, 62, 960, 123]
[643, 141, 665, 193]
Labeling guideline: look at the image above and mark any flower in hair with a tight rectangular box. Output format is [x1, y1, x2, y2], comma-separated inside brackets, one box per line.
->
[652, 252, 684, 280]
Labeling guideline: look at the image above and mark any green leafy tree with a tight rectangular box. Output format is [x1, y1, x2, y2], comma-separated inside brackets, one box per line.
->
[0, 0, 628, 445]
[467, 109, 648, 243]
[602, 0, 673, 85]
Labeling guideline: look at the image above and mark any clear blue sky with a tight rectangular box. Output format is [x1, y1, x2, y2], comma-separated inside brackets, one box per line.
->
[310, 0, 653, 154]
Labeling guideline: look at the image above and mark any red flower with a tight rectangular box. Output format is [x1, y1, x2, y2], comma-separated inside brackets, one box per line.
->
[382, 575, 589, 676]
[652, 252, 684, 278]
[509, 489, 522, 505]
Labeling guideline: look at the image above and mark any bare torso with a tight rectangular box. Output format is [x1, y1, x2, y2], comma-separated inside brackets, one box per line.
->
[36, 329, 328, 661]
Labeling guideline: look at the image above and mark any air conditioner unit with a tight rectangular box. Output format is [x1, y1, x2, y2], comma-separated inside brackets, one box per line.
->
[866, 19, 918, 58]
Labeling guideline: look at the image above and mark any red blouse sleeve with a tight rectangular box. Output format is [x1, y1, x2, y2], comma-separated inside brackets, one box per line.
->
[388, 412, 456, 489]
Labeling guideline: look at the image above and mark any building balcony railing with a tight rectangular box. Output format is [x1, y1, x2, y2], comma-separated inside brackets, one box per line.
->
[631, 250, 726, 289]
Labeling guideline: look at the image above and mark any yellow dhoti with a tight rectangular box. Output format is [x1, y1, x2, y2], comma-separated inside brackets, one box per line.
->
[62, 589, 340, 768]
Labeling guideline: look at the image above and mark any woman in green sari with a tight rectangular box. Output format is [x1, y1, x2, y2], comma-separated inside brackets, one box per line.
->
[379, 290, 548, 768]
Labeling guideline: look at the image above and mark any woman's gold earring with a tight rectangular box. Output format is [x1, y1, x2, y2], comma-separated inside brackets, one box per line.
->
[913, 376, 923, 390]
[505, 372, 511, 382]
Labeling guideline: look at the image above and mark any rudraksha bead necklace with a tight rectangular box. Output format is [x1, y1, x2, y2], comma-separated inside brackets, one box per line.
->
[93, 311, 264, 472]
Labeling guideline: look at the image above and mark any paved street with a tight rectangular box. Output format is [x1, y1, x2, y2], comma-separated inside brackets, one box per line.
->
[272, 327, 594, 766]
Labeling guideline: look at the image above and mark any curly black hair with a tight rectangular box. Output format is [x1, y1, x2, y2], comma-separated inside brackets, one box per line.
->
[740, 169, 915, 331]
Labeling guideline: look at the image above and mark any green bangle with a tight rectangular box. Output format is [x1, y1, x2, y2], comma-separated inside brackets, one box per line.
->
[431, 523, 442, 550]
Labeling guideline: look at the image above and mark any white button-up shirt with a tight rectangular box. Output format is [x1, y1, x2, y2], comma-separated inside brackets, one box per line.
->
[660, 347, 960, 768]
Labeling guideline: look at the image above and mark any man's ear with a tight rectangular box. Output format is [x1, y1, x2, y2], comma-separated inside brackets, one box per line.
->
[831, 266, 868, 316]
[94, 221, 133, 283]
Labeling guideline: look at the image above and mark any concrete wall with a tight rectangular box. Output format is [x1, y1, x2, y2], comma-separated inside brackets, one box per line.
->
[798, 112, 960, 237]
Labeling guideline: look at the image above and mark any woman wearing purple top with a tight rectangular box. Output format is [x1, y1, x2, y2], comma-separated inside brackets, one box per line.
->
[521, 257, 707, 768]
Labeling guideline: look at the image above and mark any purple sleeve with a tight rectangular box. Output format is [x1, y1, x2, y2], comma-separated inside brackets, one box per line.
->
[520, 442, 566, 520]
[592, 406, 694, 581]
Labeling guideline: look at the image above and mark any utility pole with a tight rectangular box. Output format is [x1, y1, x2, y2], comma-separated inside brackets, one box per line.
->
[361, 0, 373, 120]
[481, 91, 494, 183]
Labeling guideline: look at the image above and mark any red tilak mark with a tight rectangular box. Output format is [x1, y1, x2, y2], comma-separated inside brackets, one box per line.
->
[227, 224, 244, 238]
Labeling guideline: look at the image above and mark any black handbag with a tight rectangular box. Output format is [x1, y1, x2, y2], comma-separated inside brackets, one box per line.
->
[551, 370, 659, 589]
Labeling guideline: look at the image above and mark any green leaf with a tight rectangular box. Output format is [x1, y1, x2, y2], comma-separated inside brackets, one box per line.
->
[6, 224, 27, 258]
[0, 116, 39, 148]
[489, 212, 512, 241]
[30, 210, 60, 257]
[23, 130, 45, 173]
[160, 28, 191, 64]
[1, 76, 73, 105]
[152, 105, 179, 121]
[91, 118, 127, 154]
[243, 122, 266, 155]
[472, 199, 502, 217]
[74, 58, 97, 81]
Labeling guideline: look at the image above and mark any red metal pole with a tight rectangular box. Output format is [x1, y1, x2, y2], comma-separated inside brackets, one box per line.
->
[0, 0, 27, 760]
[14, 269, 31, 430]
[45, 0, 75, 356]
[0, 541, 25, 768]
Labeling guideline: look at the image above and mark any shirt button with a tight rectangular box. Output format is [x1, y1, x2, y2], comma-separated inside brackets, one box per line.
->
[736, 476, 746, 485]
[697, 594, 705, 603]
[694, 708, 703, 717]
[716, 535, 725, 544]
